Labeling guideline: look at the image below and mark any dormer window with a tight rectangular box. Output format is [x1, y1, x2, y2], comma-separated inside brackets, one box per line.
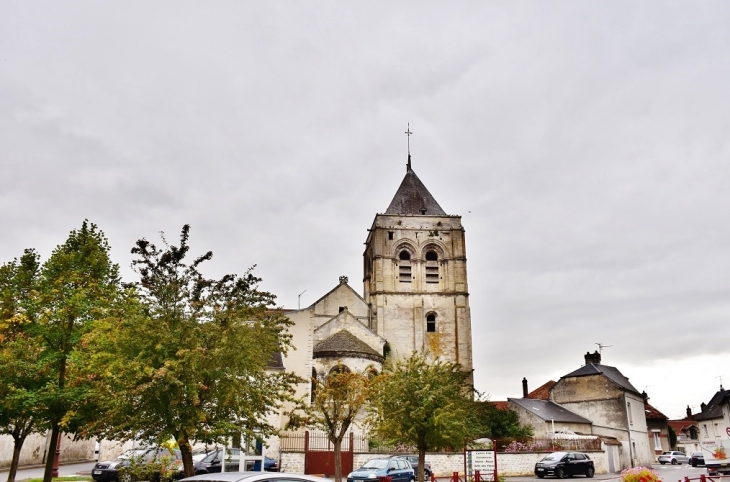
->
[398, 250, 411, 282]
[425, 250, 439, 283]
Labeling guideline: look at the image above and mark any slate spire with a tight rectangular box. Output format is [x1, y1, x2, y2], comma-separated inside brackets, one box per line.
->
[385, 164, 447, 215]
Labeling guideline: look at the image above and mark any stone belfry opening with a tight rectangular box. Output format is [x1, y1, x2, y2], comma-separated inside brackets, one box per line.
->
[363, 153, 473, 372]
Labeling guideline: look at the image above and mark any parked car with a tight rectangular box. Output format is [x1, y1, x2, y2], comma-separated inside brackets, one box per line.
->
[180, 473, 329, 482]
[534, 451, 595, 479]
[658, 451, 689, 465]
[193, 448, 278, 474]
[690, 452, 705, 467]
[92, 447, 182, 482]
[390, 455, 431, 479]
[348, 457, 415, 482]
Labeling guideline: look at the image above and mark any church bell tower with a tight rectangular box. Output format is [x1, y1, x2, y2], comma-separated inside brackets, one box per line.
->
[363, 157, 473, 371]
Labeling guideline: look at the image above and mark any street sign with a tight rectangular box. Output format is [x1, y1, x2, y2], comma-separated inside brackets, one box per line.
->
[465, 450, 497, 482]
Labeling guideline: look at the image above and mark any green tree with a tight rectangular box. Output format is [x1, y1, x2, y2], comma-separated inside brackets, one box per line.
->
[668, 425, 677, 449]
[474, 401, 533, 439]
[367, 352, 480, 482]
[26, 221, 123, 482]
[86, 225, 300, 477]
[293, 363, 372, 482]
[0, 249, 47, 482]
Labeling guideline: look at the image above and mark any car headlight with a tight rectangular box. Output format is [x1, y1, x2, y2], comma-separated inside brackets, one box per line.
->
[368, 474, 378, 479]
[347, 474, 353, 478]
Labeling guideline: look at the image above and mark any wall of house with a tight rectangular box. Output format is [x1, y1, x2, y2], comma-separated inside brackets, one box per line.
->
[647, 420, 669, 455]
[279, 450, 611, 477]
[0, 433, 95, 469]
[697, 416, 730, 456]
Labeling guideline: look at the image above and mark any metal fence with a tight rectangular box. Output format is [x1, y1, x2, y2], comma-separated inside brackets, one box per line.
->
[279, 431, 418, 454]
[493, 437, 602, 453]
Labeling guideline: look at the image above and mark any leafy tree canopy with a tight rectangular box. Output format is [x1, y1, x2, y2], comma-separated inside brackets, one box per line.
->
[367, 352, 480, 482]
[473, 401, 533, 439]
[86, 225, 300, 477]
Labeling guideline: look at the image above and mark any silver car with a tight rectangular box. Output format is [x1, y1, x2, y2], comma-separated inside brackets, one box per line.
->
[658, 451, 689, 465]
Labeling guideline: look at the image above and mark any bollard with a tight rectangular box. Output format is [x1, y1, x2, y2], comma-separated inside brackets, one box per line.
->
[451, 471, 460, 482]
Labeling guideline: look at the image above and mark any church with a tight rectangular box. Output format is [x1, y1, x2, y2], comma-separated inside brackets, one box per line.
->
[279, 154, 474, 430]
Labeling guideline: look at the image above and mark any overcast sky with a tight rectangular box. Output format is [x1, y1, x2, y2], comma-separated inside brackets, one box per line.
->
[2, 1, 729, 420]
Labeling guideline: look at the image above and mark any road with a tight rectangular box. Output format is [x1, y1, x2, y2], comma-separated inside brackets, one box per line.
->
[1, 462, 710, 482]
[0, 461, 96, 482]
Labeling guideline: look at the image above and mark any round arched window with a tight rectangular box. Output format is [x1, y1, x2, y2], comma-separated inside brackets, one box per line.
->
[426, 313, 436, 332]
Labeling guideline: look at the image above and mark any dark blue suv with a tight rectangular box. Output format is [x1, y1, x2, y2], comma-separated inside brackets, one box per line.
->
[347, 457, 415, 482]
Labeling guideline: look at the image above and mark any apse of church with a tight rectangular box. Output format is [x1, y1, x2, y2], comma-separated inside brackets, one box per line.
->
[363, 163, 473, 372]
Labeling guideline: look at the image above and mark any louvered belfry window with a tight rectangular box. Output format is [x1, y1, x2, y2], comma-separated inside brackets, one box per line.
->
[425, 250, 439, 283]
[399, 250, 411, 282]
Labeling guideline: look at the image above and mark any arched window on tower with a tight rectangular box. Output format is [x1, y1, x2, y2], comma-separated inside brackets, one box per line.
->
[425, 250, 439, 284]
[426, 313, 437, 333]
[399, 250, 412, 283]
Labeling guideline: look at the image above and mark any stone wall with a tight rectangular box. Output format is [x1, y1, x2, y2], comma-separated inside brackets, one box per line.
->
[0, 433, 95, 469]
[279, 450, 610, 477]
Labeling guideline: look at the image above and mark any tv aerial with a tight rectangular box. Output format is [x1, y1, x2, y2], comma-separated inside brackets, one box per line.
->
[596, 342, 613, 354]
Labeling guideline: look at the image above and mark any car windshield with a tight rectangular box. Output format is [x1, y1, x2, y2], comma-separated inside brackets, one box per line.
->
[362, 460, 389, 470]
[661, 452, 672, 455]
[541, 452, 568, 461]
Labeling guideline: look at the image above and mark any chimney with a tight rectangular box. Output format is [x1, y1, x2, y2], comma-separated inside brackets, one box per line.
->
[701, 402, 707, 412]
[522, 377, 528, 398]
[584, 350, 601, 365]
[686, 406, 692, 418]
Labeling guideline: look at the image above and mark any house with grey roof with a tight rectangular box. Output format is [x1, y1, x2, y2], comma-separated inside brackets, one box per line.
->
[550, 351, 655, 470]
[693, 387, 730, 454]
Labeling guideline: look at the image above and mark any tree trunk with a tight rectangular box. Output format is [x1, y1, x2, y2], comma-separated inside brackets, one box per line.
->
[333, 438, 343, 482]
[178, 436, 194, 477]
[7, 433, 26, 482]
[418, 447, 426, 482]
[42, 423, 60, 482]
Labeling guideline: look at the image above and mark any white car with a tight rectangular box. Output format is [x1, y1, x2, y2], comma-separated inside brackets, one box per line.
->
[658, 451, 689, 465]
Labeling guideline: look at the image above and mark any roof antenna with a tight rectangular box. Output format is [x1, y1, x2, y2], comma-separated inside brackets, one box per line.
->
[405, 123, 412, 172]
[596, 342, 612, 355]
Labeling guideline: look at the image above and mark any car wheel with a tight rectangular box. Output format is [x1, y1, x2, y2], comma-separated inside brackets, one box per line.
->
[537, 474, 545, 479]
[410, 477, 415, 482]
[671, 459, 678, 465]
[660, 462, 665, 465]
[556, 468, 565, 479]
[586, 467, 594, 478]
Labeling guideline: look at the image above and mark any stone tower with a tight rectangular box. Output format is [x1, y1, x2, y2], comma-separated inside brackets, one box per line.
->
[363, 160, 472, 371]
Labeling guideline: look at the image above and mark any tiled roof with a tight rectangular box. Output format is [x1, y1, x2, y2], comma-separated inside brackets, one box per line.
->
[313, 330, 383, 362]
[492, 401, 509, 411]
[527, 381, 556, 400]
[668, 420, 698, 433]
[644, 402, 668, 420]
[561, 363, 641, 396]
[385, 167, 446, 216]
[695, 389, 729, 421]
[509, 398, 592, 424]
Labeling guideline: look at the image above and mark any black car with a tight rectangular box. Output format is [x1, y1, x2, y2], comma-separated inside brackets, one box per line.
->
[689, 452, 705, 467]
[92, 447, 182, 482]
[534, 451, 594, 479]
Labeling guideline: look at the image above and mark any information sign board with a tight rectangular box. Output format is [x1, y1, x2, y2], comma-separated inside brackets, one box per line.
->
[465, 450, 497, 482]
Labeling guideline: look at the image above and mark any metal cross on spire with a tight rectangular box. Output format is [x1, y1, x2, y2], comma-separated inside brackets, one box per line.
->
[405, 123, 412, 171]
